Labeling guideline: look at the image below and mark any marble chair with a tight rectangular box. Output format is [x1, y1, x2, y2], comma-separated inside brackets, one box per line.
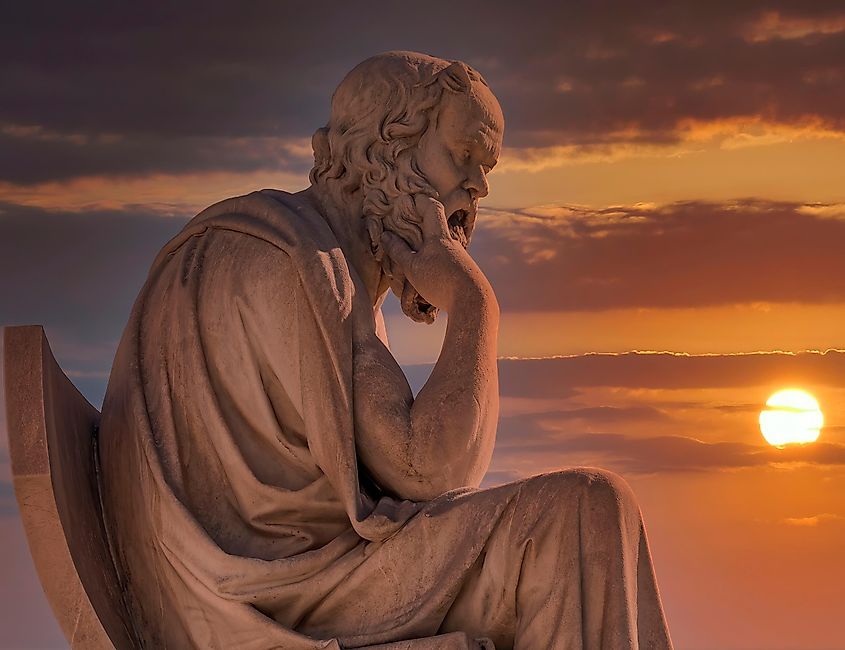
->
[4, 325, 135, 648]
[3, 325, 491, 650]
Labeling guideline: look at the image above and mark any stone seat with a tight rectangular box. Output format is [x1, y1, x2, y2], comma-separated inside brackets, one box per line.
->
[4, 326, 135, 649]
[3, 326, 492, 650]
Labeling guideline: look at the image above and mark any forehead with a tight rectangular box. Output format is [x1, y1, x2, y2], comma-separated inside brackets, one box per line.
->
[435, 84, 504, 155]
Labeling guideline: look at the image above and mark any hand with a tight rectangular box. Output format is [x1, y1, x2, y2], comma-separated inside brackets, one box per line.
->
[380, 195, 492, 313]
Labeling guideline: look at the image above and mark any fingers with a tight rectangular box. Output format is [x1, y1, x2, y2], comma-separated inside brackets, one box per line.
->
[380, 231, 414, 270]
[413, 194, 450, 240]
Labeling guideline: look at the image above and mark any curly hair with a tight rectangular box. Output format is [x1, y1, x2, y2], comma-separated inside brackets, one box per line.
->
[310, 51, 488, 253]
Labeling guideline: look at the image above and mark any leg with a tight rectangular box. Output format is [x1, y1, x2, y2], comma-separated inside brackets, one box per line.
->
[441, 469, 673, 650]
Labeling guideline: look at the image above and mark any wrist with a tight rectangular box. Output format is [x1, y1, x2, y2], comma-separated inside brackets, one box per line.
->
[447, 277, 498, 316]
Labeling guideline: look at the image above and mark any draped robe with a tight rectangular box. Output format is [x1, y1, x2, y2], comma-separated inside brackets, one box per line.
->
[98, 190, 673, 649]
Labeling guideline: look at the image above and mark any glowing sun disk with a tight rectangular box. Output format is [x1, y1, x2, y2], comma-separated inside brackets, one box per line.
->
[759, 388, 823, 447]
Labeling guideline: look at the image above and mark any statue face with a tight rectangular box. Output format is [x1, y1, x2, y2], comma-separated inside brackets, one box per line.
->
[414, 82, 504, 248]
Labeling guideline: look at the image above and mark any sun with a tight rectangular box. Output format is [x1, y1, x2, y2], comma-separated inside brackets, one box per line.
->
[759, 388, 824, 447]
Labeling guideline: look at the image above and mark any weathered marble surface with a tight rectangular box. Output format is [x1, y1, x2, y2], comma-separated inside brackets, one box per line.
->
[4, 326, 134, 648]
[7, 51, 674, 649]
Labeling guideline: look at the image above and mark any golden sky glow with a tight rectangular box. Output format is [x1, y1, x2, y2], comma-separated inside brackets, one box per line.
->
[388, 303, 845, 364]
[490, 135, 845, 209]
[2, 131, 844, 214]
[2, 4, 845, 648]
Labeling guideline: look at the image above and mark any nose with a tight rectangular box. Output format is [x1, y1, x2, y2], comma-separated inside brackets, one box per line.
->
[463, 166, 489, 200]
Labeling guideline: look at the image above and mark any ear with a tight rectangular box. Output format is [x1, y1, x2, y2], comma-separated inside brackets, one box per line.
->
[437, 61, 472, 93]
[311, 127, 331, 166]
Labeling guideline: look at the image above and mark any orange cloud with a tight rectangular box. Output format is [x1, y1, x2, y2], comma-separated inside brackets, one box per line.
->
[745, 10, 845, 42]
[0, 169, 305, 214]
[782, 513, 844, 526]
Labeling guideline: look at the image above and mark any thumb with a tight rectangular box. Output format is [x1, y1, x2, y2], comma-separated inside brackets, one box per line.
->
[414, 194, 449, 239]
[380, 231, 414, 270]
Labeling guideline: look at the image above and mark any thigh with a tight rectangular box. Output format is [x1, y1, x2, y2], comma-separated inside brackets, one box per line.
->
[442, 469, 638, 650]
[440, 472, 587, 648]
[300, 470, 623, 649]
[296, 482, 524, 646]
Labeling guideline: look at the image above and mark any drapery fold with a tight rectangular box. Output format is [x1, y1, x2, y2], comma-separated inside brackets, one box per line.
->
[98, 190, 672, 649]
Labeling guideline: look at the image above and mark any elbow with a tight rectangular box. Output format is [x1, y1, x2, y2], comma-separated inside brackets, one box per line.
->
[370, 451, 476, 502]
[395, 479, 453, 503]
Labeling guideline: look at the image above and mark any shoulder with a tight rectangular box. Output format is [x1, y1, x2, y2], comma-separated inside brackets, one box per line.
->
[198, 227, 300, 297]
[169, 188, 356, 326]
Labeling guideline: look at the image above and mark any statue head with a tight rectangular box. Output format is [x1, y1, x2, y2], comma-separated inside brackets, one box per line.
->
[310, 51, 504, 322]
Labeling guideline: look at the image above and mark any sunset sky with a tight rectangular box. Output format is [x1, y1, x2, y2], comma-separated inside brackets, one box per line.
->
[2, 2, 845, 648]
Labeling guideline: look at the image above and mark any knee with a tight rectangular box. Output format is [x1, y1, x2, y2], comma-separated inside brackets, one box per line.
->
[580, 469, 642, 526]
[538, 468, 641, 520]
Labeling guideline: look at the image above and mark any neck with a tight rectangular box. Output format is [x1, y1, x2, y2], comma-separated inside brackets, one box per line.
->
[298, 184, 391, 308]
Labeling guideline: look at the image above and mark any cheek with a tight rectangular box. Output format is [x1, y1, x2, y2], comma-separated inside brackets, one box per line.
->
[416, 143, 461, 194]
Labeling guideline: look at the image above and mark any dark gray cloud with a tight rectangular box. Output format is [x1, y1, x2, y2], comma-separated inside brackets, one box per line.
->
[0, 202, 186, 404]
[0, 130, 312, 184]
[0, 445, 8, 484]
[493, 430, 845, 475]
[401, 347, 845, 401]
[496, 350, 845, 397]
[1, 2, 844, 182]
[492, 402, 845, 474]
[471, 199, 845, 311]
[479, 469, 525, 488]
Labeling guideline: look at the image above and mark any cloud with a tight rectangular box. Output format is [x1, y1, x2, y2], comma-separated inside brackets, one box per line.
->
[408, 349, 845, 399]
[493, 428, 845, 475]
[0, 446, 8, 485]
[1, 2, 844, 186]
[0, 169, 307, 214]
[0, 127, 313, 184]
[5, 194, 845, 407]
[498, 406, 671, 439]
[782, 513, 844, 526]
[744, 11, 845, 42]
[495, 119, 845, 172]
[471, 199, 845, 312]
[493, 350, 845, 397]
[0, 202, 186, 403]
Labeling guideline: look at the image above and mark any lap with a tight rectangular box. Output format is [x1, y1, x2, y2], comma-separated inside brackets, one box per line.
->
[298, 469, 638, 648]
[441, 469, 640, 647]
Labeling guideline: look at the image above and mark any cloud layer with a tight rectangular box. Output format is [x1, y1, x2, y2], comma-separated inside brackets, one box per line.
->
[4, 196, 844, 406]
[2, 2, 844, 186]
[472, 199, 845, 311]
[494, 350, 845, 396]
[493, 428, 845, 476]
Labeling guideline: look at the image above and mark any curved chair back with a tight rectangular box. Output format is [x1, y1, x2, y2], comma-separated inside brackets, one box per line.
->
[4, 326, 135, 649]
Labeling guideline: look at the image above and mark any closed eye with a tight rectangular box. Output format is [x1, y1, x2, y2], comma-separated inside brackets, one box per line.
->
[450, 147, 471, 166]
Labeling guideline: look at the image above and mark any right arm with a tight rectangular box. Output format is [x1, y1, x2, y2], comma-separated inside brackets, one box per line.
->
[352, 197, 500, 502]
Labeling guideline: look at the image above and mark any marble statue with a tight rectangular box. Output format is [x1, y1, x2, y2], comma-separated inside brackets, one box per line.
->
[25, 51, 673, 649]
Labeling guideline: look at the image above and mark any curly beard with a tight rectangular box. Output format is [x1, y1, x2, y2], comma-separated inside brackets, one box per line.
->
[362, 176, 475, 324]
[363, 190, 438, 324]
